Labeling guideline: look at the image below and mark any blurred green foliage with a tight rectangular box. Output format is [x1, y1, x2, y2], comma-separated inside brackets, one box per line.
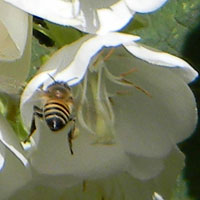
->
[124, 0, 200, 57]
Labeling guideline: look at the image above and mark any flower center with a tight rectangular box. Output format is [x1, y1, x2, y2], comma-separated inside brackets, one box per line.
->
[75, 49, 150, 145]
[76, 64, 115, 144]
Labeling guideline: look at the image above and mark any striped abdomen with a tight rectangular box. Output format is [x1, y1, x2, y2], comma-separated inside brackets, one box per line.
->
[44, 100, 72, 131]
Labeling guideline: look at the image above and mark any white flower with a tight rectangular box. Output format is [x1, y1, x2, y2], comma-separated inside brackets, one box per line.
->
[7, 148, 184, 199]
[0, 5, 32, 196]
[20, 32, 197, 194]
[0, 0, 29, 61]
[0, 0, 32, 94]
[0, 114, 31, 200]
[58, 148, 184, 200]
[3, 0, 168, 34]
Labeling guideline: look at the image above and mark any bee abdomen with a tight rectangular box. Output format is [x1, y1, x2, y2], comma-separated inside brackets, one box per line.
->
[44, 102, 71, 131]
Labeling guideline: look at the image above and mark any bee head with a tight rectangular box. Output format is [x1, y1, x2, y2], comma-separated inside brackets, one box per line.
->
[46, 82, 72, 99]
[42, 74, 77, 99]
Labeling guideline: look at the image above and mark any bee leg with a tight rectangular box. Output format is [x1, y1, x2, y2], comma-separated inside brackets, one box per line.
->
[68, 118, 76, 155]
[24, 105, 43, 143]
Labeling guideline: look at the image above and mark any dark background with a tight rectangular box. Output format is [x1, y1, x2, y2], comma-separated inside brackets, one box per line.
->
[180, 22, 200, 199]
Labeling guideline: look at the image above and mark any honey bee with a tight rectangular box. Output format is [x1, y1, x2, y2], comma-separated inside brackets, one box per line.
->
[24, 77, 76, 155]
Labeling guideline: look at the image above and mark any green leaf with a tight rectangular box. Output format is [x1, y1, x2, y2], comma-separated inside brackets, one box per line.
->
[0, 94, 27, 140]
[28, 37, 55, 80]
[45, 21, 84, 48]
[124, 0, 200, 56]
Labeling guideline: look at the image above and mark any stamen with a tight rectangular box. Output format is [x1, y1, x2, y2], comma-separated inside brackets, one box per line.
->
[90, 69, 115, 143]
[103, 48, 115, 62]
[76, 75, 95, 135]
[103, 86, 115, 123]
[120, 67, 137, 77]
[76, 48, 151, 145]
[92, 50, 105, 68]
[104, 67, 151, 97]
[121, 79, 151, 97]
[116, 90, 131, 95]
[92, 48, 114, 70]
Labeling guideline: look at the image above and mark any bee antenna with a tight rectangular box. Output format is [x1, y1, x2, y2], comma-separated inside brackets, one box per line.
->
[47, 73, 56, 83]
[47, 74, 78, 85]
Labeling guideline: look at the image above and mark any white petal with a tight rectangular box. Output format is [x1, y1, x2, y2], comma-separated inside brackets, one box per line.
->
[28, 121, 127, 182]
[4, 0, 135, 34]
[0, 15, 32, 94]
[54, 33, 139, 84]
[153, 192, 165, 200]
[77, 0, 135, 34]
[149, 148, 184, 199]
[126, 153, 164, 180]
[0, 149, 31, 200]
[31, 170, 81, 190]
[20, 33, 140, 128]
[4, 0, 81, 25]
[0, 1, 28, 61]
[124, 42, 198, 83]
[125, 147, 184, 181]
[8, 183, 62, 200]
[125, 0, 168, 13]
[107, 48, 197, 157]
[0, 114, 29, 166]
[0, 144, 5, 170]
[61, 148, 183, 200]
